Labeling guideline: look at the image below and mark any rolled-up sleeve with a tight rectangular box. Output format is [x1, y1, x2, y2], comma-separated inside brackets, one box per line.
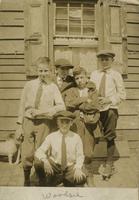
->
[35, 135, 51, 162]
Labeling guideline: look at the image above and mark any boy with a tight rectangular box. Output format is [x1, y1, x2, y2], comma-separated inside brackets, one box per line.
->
[35, 110, 86, 187]
[65, 67, 100, 161]
[90, 50, 126, 179]
[55, 58, 76, 95]
[16, 57, 65, 186]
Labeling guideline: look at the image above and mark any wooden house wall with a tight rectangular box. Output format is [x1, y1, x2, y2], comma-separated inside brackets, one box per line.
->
[123, 3, 139, 155]
[0, 1, 139, 158]
[0, 0, 25, 140]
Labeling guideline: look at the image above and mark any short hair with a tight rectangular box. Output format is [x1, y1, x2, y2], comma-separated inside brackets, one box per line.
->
[73, 66, 87, 77]
[36, 57, 50, 66]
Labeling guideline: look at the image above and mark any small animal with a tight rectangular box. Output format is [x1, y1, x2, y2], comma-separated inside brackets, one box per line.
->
[0, 133, 22, 165]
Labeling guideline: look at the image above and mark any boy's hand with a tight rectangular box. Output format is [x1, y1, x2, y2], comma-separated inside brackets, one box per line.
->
[74, 168, 85, 183]
[44, 160, 54, 175]
[15, 124, 23, 140]
[99, 97, 112, 105]
[30, 109, 41, 117]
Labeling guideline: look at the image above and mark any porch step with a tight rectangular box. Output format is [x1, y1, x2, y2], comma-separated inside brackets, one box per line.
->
[94, 140, 130, 158]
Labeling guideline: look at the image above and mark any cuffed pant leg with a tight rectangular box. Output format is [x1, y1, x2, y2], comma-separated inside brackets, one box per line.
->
[100, 109, 118, 163]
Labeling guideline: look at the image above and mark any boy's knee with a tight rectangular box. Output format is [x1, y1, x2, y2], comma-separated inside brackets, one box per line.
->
[34, 157, 44, 169]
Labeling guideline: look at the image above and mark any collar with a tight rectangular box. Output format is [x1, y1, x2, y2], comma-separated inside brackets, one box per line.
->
[58, 130, 71, 137]
[99, 68, 111, 74]
[38, 77, 51, 85]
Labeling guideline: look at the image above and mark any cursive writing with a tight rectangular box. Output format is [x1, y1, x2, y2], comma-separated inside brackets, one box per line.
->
[42, 191, 84, 200]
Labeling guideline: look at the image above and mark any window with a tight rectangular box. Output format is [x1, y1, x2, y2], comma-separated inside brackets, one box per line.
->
[54, 2, 95, 37]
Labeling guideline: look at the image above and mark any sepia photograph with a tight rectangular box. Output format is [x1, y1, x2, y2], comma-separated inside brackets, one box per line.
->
[0, 0, 139, 199]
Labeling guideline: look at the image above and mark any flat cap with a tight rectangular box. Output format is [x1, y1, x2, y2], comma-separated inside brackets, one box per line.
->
[55, 58, 74, 69]
[54, 110, 75, 120]
[86, 81, 96, 91]
[79, 102, 99, 114]
[73, 66, 87, 76]
[97, 49, 115, 58]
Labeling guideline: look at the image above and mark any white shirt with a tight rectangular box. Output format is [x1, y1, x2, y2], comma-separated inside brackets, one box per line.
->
[35, 130, 84, 169]
[90, 68, 126, 111]
[17, 78, 66, 124]
[78, 88, 88, 97]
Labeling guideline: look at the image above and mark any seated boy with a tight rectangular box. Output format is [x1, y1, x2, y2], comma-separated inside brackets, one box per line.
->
[83, 81, 102, 142]
[35, 110, 86, 187]
[65, 67, 101, 163]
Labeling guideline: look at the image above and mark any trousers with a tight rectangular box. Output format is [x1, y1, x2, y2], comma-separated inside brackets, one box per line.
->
[21, 117, 51, 169]
[100, 109, 118, 141]
[45, 159, 86, 186]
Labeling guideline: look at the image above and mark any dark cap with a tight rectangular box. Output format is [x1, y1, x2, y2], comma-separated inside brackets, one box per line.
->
[86, 81, 96, 91]
[97, 50, 115, 58]
[55, 59, 74, 69]
[54, 110, 75, 120]
[79, 102, 98, 114]
[73, 66, 87, 77]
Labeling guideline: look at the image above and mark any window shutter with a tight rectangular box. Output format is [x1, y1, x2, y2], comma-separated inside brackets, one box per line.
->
[24, 0, 51, 77]
[96, 0, 128, 75]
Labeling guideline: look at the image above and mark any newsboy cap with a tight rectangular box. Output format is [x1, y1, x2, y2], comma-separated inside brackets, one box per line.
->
[54, 110, 75, 120]
[86, 81, 96, 91]
[79, 102, 99, 114]
[96, 49, 115, 58]
[55, 58, 74, 69]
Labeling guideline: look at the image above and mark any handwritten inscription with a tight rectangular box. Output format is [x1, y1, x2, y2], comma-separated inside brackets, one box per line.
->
[42, 191, 84, 199]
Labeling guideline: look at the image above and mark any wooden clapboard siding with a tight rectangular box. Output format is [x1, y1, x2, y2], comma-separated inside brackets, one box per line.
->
[125, 81, 139, 88]
[0, 0, 25, 138]
[0, 89, 22, 99]
[0, 100, 20, 116]
[0, 81, 26, 88]
[124, 3, 139, 154]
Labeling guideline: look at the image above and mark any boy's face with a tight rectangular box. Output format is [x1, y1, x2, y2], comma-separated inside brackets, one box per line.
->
[57, 67, 69, 78]
[37, 63, 50, 82]
[98, 55, 113, 71]
[75, 73, 87, 89]
[57, 118, 72, 135]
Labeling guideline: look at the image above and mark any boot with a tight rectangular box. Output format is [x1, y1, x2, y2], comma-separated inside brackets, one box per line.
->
[23, 168, 31, 186]
[101, 161, 115, 180]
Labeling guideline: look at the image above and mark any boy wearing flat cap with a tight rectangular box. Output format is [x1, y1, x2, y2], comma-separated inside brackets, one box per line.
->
[90, 49, 126, 179]
[65, 67, 100, 164]
[55, 58, 76, 95]
[35, 110, 86, 187]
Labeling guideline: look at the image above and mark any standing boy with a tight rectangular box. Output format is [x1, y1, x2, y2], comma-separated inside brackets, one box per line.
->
[16, 57, 65, 186]
[35, 110, 86, 187]
[55, 58, 76, 95]
[90, 50, 126, 179]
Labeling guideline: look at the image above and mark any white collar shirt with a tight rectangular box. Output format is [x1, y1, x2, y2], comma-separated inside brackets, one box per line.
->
[90, 68, 126, 111]
[35, 130, 84, 169]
